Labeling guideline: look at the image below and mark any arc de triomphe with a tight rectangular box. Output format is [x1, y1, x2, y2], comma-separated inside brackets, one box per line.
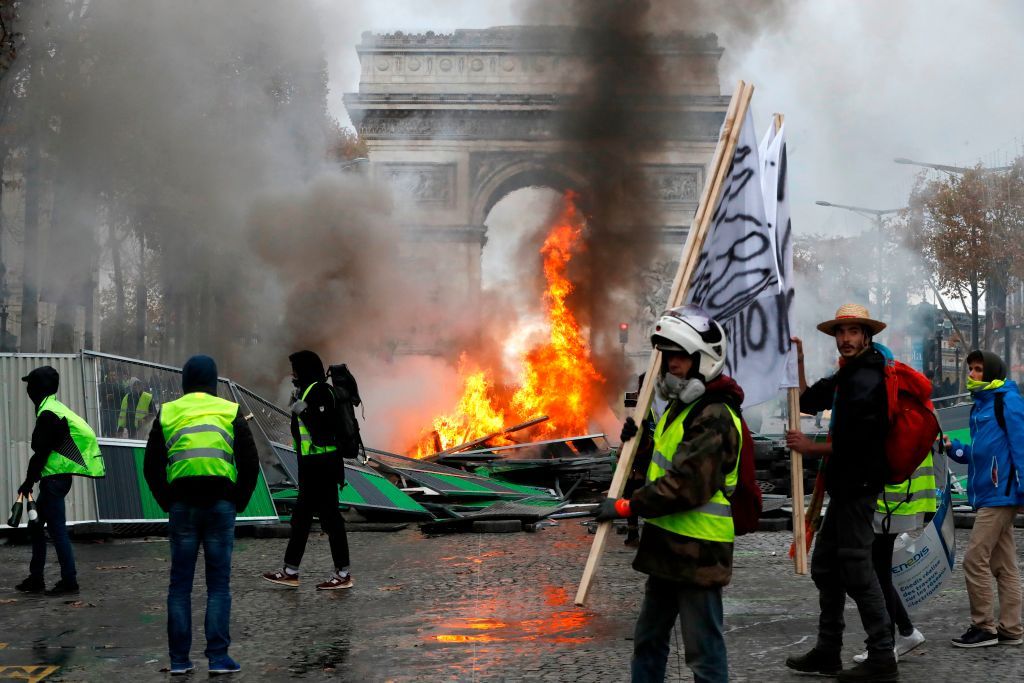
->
[344, 27, 728, 356]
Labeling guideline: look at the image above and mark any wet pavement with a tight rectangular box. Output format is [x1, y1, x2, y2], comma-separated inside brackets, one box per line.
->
[2, 523, 1024, 681]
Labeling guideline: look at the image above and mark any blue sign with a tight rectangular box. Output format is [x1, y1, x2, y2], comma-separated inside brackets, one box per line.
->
[909, 339, 925, 372]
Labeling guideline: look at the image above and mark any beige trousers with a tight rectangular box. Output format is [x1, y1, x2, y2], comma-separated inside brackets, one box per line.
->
[963, 506, 1023, 637]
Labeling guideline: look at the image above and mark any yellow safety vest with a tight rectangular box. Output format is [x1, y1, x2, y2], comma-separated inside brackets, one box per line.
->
[160, 393, 238, 484]
[877, 452, 936, 517]
[296, 383, 338, 456]
[38, 396, 105, 479]
[118, 391, 152, 430]
[645, 401, 743, 543]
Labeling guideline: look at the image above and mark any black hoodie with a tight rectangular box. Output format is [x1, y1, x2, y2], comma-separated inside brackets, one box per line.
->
[143, 355, 259, 511]
[288, 350, 344, 481]
[20, 366, 72, 491]
[966, 349, 1006, 382]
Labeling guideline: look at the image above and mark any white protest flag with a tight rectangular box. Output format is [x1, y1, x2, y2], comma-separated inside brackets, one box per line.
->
[758, 117, 798, 392]
[686, 108, 790, 407]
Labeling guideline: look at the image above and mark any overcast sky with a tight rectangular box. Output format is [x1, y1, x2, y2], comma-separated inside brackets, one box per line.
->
[316, 0, 1024, 243]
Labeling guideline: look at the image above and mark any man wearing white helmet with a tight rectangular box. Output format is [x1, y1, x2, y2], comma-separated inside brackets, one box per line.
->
[593, 304, 745, 683]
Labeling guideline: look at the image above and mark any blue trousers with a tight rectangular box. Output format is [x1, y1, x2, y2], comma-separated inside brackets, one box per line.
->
[29, 475, 76, 584]
[167, 500, 236, 666]
[631, 575, 728, 683]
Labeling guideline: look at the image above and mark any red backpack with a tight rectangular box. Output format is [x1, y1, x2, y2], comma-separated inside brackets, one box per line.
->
[882, 359, 940, 485]
[730, 413, 762, 535]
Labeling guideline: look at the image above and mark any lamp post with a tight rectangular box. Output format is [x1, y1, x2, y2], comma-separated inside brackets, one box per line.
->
[815, 201, 905, 318]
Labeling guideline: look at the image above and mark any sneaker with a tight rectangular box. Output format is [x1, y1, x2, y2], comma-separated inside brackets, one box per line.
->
[852, 647, 898, 664]
[998, 631, 1024, 646]
[785, 647, 842, 675]
[169, 661, 194, 676]
[837, 657, 898, 682]
[262, 570, 298, 588]
[316, 574, 354, 591]
[44, 579, 79, 596]
[951, 625, 998, 648]
[896, 628, 926, 656]
[15, 575, 45, 593]
[208, 656, 241, 675]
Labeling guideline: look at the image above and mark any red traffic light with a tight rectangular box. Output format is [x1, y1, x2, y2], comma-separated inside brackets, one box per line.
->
[619, 323, 629, 331]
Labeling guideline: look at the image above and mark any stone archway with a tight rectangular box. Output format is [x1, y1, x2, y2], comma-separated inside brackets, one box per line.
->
[344, 26, 728, 357]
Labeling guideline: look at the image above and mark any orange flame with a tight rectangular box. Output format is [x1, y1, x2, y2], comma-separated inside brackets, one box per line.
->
[408, 192, 606, 457]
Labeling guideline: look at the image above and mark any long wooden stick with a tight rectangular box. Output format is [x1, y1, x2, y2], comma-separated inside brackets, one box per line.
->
[787, 388, 808, 574]
[770, 111, 807, 575]
[574, 81, 755, 607]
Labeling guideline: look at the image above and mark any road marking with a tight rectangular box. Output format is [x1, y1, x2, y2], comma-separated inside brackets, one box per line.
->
[0, 665, 61, 682]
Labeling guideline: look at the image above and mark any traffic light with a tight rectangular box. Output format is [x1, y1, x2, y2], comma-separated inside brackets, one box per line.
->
[619, 322, 629, 344]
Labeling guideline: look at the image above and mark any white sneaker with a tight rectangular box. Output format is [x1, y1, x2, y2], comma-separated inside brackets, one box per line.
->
[896, 628, 926, 656]
[852, 647, 898, 664]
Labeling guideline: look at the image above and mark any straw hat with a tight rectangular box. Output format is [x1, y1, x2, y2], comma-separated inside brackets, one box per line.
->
[816, 303, 886, 336]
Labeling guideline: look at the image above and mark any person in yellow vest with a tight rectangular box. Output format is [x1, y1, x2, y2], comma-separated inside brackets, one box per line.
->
[143, 355, 259, 676]
[592, 305, 743, 683]
[118, 377, 155, 438]
[15, 366, 105, 596]
[263, 350, 352, 590]
[849, 448, 936, 664]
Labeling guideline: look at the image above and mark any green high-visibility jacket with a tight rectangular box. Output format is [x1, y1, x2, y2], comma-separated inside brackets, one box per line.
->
[874, 451, 936, 533]
[296, 382, 338, 456]
[160, 392, 238, 484]
[118, 391, 152, 430]
[37, 395, 105, 479]
[645, 401, 743, 544]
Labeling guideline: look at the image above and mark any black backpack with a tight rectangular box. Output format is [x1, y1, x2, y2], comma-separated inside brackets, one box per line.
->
[327, 364, 364, 460]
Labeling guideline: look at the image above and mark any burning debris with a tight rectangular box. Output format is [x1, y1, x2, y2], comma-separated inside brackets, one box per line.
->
[410, 193, 609, 460]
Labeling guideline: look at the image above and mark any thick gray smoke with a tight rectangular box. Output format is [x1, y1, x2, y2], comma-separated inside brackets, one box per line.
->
[14, 1, 423, 394]
[517, 0, 798, 395]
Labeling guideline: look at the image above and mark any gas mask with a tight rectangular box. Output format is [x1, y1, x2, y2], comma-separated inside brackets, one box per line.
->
[656, 372, 706, 404]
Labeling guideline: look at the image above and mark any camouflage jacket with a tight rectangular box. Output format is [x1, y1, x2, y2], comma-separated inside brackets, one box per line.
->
[628, 376, 743, 588]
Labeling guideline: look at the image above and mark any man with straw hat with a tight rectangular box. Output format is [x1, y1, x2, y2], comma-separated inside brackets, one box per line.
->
[784, 304, 898, 682]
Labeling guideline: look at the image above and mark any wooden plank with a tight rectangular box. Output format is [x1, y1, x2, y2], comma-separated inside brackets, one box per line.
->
[574, 80, 755, 607]
[428, 415, 550, 459]
[787, 387, 808, 574]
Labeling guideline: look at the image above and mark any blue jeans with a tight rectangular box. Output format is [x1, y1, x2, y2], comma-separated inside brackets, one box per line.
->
[631, 576, 727, 683]
[30, 475, 76, 584]
[167, 500, 236, 666]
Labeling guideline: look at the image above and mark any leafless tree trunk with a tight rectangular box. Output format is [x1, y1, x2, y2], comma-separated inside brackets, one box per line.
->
[134, 229, 147, 357]
[19, 142, 39, 351]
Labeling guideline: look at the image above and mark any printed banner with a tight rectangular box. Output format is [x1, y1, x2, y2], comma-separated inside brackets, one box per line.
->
[687, 112, 795, 406]
[891, 474, 956, 611]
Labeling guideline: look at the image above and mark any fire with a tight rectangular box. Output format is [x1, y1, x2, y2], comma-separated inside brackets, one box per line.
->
[408, 192, 606, 457]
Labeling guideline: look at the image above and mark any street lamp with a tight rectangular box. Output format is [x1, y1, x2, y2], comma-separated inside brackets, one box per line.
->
[894, 157, 1014, 174]
[815, 200, 906, 316]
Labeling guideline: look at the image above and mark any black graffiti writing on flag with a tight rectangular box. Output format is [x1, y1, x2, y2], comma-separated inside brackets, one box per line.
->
[689, 142, 778, 322]
[722, 289, 795, 376]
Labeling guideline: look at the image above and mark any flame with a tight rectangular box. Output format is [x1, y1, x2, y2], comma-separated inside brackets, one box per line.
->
[408, 192, 606, 457]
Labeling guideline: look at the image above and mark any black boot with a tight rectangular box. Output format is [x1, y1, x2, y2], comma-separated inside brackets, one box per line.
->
[837, 656, 898, 682]
[44, 579, 79, 596]
[15, 575, 45, 593]
[785, 647, 842, 675]
[624, 528, 640, 548]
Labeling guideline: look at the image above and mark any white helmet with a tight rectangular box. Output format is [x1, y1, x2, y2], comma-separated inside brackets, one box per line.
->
[650, 304, 727, 382]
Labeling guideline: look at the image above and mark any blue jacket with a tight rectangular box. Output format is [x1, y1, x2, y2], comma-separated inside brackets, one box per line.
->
[949, 380, 1024, 508]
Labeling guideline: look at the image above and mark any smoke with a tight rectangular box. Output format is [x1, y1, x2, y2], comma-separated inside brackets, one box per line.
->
[514, 0, 800, 397]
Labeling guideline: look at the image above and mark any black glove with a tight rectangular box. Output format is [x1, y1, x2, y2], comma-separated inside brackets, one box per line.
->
[620, 417, 639, 443]
[592, 498, 628, 522]
[18, 481, 34, 497]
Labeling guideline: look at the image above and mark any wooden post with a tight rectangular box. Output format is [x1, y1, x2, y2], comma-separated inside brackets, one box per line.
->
[771, 111, 807, 575]
[574, 81, 755, 607]
[787, 388, 808, 574]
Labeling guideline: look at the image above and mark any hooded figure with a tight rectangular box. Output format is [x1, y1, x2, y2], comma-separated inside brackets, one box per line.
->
[262, 349, 353, 591]
[17, 365, 103, 596]
[289, 350, 326, 391]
